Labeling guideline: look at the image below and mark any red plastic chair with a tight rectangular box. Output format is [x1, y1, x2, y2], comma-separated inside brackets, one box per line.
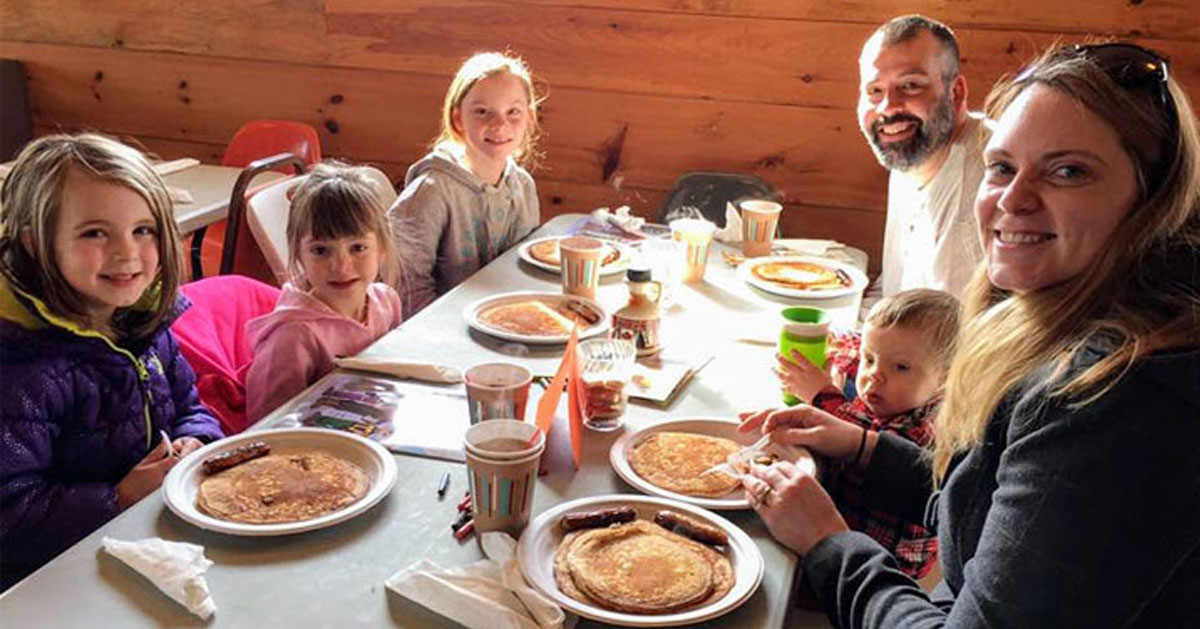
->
[221, 120, 322, 171]
[189, 120, 322, 279]
[174, 275, 281, 435]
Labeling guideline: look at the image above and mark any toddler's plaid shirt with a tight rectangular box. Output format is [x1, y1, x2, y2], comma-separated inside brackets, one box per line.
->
[812, 390, 939, 578]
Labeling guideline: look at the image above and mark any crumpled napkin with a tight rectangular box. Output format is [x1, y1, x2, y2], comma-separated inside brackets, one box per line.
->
[591, 205, 645, 237]
[712, 202, 742, 243]
[152, 157, 201, 177]
[166, 186, 194, 204]
[335, 356, 463, 384]
[102, 537, 216, 620]
[385, 532, 572, 629]
[706, 434, 818, 480]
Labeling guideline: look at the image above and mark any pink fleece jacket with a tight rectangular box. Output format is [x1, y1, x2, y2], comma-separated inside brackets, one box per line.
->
[245, 282, 402, 422]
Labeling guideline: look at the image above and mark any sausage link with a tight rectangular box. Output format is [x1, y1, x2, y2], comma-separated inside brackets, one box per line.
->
[202, 441, 271, 475]
[559, 506, 637, 531]
[654, 510, 729, 547]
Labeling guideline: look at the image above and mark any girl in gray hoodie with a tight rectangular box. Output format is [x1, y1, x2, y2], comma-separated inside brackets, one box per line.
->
[389, 52, 543, 314]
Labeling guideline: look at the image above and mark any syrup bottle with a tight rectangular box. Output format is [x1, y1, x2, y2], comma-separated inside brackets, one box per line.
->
[611, 268, 663, 356]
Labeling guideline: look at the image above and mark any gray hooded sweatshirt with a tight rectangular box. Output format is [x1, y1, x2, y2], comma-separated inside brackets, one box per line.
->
[388, 143, 539, 314]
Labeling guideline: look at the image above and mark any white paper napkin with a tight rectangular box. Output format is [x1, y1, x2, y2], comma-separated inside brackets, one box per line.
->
[335, 356, 463, 384]
[102, 537, 216, 620]
[152, 158, 201, 177]
[591, 205, 645, 236]
[385, 532, 572, 629]
[712, 202, 742, 243]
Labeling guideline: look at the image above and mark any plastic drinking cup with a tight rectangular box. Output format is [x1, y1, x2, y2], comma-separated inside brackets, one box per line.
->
[778, 306, 829, 406]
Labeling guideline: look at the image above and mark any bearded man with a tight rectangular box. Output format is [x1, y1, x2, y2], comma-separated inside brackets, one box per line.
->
[858, 15, 986, 298]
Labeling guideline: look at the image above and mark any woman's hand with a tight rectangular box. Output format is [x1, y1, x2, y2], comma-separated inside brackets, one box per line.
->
[742, 461, 848, 556]
[115, 439, 179, 510]
[738, 405, 865, 461]
[172, 436, 204, 458]
[775, 350, 833, 403]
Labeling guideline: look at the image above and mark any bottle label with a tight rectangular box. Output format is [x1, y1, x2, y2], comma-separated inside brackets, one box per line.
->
[612, 314, 661, 354]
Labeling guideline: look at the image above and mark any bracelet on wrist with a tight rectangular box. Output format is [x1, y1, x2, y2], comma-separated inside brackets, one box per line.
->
[853, 426, 869, 466]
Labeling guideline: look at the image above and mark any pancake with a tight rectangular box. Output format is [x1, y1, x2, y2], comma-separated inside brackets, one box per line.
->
[529, 239, 622, 268]
[555, 520, 734, 614]
[196, 451, 369, 524]
[627, 432, 742, 497]
[751, 260, 849, 291]
[478, 299, 590, 337]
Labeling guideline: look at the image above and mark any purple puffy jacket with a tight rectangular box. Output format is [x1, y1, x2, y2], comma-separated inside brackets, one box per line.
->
[0, 278, 223, 590]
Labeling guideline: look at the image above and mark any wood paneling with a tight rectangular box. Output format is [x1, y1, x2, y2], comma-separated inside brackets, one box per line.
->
[3, 0, 1197, 273]
[4, 41, 889, 212]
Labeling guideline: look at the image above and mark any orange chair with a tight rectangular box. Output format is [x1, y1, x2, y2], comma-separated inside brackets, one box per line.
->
[189, 120, 322, 279]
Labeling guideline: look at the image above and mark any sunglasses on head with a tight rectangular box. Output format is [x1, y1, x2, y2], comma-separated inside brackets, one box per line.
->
[1018, 43, 1176, 127]
[1074, 43, 1172, 112]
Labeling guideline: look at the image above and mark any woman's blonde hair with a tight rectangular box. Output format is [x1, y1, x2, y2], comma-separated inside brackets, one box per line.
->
[434, 51, 543, 169]
[0, 133, 184, 338]
[285, 161, 399, 289]
[934, 44, 1200, 481]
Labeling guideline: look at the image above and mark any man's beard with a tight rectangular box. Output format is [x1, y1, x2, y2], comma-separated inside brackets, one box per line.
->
[862, 93, 956, 172]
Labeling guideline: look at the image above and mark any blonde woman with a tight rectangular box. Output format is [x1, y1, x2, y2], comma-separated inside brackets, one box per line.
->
[738, 43, 1199, 626]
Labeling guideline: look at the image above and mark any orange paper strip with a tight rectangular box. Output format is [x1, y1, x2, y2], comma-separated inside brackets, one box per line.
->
[567, 329, 584, 468]
[532, 327, 579, 451]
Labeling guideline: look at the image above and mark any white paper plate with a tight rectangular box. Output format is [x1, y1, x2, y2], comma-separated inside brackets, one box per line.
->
[162, 428, 397, 536]
[517, 236, 631, 276]
[463, 291, 610, 345]
[611, 418, 765, 510]
[737, 255, 868, 299]
[517, 494, 764, 627]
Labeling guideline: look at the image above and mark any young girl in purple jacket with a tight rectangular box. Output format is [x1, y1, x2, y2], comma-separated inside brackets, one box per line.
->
[0, 134, 223, 590]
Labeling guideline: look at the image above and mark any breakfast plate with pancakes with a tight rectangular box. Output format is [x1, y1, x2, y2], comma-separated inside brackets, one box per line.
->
[518, 236, 631, 276]
[737, 255, 867, 299]
[464, 291, 610, 344]
[517, 494, 764, 626]
[162, 428, 398, 536]
[611, 418, 814, 510]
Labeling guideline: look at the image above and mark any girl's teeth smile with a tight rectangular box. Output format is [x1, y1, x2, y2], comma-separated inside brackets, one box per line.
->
[996, 231, 1054, 245]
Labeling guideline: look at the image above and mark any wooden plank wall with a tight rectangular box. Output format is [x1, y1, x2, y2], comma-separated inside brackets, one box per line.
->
[2, 1, 1197, 270]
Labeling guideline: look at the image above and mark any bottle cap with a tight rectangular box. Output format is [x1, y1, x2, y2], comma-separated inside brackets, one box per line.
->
[626, 268, 652, 282]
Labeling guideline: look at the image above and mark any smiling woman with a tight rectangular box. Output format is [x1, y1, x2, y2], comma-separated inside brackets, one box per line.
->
[736, 42, 1200, 628]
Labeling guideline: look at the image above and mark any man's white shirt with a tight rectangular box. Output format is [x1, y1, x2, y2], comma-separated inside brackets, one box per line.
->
[877, 113, 987, 299]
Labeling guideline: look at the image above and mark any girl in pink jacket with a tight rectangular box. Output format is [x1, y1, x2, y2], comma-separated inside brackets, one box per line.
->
[245, 163, 403, 422]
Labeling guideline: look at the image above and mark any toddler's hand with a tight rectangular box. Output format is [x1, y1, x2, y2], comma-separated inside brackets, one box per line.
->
[115, 439, 178, 511]
[172, 437, 204, 458]
[775, 350, 833, 403]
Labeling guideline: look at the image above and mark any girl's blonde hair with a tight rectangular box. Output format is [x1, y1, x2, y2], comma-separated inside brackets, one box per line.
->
[434, 51, 543, 168]
[285, 161, 399, 289]
[934, 45, 1200, 481]
[0, 133, 184, 338]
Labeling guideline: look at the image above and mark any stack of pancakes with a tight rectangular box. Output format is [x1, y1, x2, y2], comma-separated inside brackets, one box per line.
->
[555, 520, 733, 613]
[196, 451, 369, 524]
[529, 239, 622, 268]
[478, 299, 590, 337]
[751, 260, 849, 291]
[627, 432, 742, 497]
